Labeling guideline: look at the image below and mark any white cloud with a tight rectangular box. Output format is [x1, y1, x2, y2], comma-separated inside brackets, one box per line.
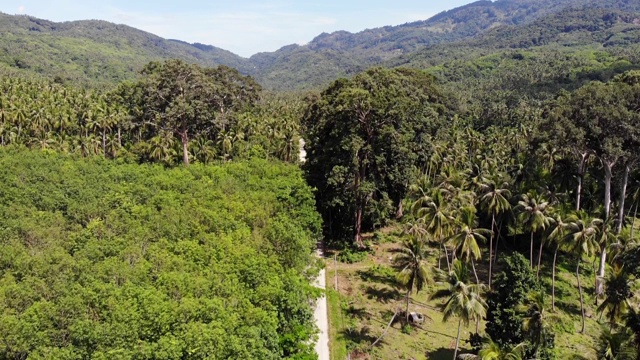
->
[17, 5, 25, 13]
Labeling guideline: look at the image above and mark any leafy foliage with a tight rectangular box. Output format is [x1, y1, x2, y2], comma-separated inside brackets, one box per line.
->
[303, 67, 447, 245]
[0, 149, 321, 359]
[486, 253, 540, 348]
[0, 65, 304, 166]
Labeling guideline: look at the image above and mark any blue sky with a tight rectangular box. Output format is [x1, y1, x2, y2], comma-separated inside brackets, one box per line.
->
[1, 1, 473, 57]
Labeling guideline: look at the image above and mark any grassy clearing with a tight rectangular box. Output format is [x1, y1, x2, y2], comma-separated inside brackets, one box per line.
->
[325, 228, 606, 360]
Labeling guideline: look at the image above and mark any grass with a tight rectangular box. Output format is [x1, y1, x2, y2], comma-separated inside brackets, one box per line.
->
[327, 287, 349, 360]
[324, 227, 615, 360]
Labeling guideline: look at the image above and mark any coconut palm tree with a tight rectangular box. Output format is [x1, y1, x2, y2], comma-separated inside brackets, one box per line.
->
[413, 188, 455, 271]
[546, 214, 569, 311]
[564, 211, 602, 333]
[597, 264, 632, 329]
[459, 340, 525, 360]
[518, 291, 556, 358]
[447, 206, 491, 284]
[431, 260, 487, 360]
[515, 191, 553, 271]
[478, 178, 512, 287]
[394, 235, 433, 323]
[596, 219, 619, 304]
[596, 325, 637, 360]
[624, 306, 640, 357]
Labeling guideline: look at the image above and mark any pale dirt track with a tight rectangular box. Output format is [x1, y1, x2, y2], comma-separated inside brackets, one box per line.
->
[300, 138, 330, 360]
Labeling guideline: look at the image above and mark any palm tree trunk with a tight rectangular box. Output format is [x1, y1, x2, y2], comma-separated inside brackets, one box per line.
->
[488, 214, 495, 288]
[596, 247, 606, 300]
[598, 160, 615, 298]
[354, 206, 364, 248]
[406, 289, 411, 323]
[444, 242, 451, 272]
[471, 257, 480, 284]
[576, 153, 588, 211]
[438, 242, 443, 270]
[530, 232, 534, 268]
[536, 235, 545, 280]
[577, 259, 585, 333]
[631, 202, 638, 242]
[181, 131, 189, 165]
[617, 165, 630, 234]
[494, 220, 502, 268]
[552, 246, 558, 312]
[102, 127, 106, 157]
[453, 319, 462, 360]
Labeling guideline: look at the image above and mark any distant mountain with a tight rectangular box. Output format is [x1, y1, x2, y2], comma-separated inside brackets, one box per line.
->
[246, 0, 640, 89]
[1, 0, 640, 90]
[390, 6, 640, 69]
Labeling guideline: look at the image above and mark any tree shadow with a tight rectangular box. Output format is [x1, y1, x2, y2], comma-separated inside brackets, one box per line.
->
[345, 305, 370, 320]
[365, 286, 401, 304]
[341, 326, 378, 347]
[545, 285, 570, 300]
[426, 347, 456, 360]
[357, 268, 397, 287]
[555, 301, 582, 316]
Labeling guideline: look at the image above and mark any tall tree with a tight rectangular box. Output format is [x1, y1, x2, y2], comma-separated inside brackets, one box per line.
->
[432, 260, 487, 360]
[303, 67, 447, 246]
[597, 265, 632, 329]
[478, 179, 512, 287]
[447, 206, 491, 284]
[413, 186, 455, 270]
[550, 76, 640, 298]
[564, 211, 602, 334]
[394, 235, 433, 323]
[130, 60, 260, 165]
[515, 191, 553, 271]
[518, 291, 555, 358]
[546, 214, 568, 312]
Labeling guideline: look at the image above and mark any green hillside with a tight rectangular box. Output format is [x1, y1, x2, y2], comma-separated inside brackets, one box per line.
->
[0, 13, 250, 88]
[3, 0, 640, 90]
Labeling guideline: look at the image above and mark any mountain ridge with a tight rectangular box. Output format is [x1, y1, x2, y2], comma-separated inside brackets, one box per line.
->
[1, 0, 640, 90]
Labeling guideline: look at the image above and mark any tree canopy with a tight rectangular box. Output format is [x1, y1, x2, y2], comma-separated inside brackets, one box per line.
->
[0, 149, 321, 359]
[303, 67, 447, 246]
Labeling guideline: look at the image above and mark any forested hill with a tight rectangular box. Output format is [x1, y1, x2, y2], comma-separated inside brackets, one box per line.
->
[0, 13, 251, 87]
[1, 0, 640, 90]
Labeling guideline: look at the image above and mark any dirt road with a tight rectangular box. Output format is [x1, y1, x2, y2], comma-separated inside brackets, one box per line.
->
[300, 138, 330, 360]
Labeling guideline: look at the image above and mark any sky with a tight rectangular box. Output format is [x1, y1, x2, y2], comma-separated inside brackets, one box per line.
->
[0, 1, 474, 57]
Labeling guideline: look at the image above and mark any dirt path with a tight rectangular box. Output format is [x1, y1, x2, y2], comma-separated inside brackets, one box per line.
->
[300, 138, 330, 360]
[313, 248, 330, 360]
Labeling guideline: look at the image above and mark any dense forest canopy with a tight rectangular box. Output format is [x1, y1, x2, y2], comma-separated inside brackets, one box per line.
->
[0, 150, 321, 359]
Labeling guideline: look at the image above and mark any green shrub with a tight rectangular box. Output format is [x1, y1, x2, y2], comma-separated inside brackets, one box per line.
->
[338, 248, 370, 264]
